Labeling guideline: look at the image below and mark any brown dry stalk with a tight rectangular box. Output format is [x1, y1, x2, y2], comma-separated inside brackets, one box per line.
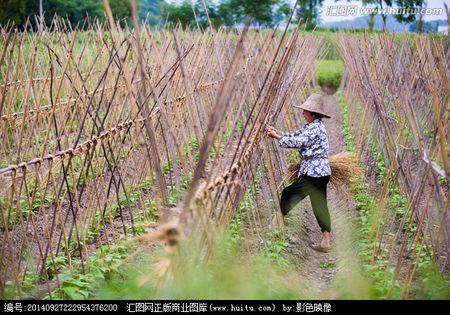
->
[0, 9, 322, 295]
[285, 152, 361, 189]
[338, 33, 449, 291]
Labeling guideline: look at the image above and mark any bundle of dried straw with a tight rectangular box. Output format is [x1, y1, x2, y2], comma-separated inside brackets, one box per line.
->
[286, 152, 361, 193]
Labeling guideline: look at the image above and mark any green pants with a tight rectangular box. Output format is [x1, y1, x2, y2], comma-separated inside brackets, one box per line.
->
[280, 175, 331, 232]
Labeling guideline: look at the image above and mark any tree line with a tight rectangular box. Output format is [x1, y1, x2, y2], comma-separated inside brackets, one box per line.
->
[0, 0, 131, 28]
[0, 0, 427, 30]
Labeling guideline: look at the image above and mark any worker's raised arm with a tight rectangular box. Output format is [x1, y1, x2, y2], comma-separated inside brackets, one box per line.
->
[278, 126, 312, 149]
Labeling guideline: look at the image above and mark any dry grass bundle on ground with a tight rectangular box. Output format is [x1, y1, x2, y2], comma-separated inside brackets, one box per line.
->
[286, 152, 361, 192]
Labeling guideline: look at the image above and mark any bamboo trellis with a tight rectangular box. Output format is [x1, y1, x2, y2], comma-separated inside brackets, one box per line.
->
[338, 33, 449, 298]
[0, 11, 321, 297]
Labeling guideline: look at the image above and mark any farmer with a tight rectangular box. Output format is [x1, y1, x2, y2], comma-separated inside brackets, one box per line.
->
[266, 93, 332, 252]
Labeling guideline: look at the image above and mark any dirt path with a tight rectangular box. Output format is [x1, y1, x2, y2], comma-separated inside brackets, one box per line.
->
[284, 93, 369, 299]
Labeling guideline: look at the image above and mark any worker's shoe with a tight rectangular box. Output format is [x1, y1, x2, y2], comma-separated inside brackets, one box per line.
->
[310, 235, 332, 253]
[310, 243, 331, 253]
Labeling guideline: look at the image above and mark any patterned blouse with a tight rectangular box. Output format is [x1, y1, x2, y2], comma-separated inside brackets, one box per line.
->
[279, 119, 331, 178]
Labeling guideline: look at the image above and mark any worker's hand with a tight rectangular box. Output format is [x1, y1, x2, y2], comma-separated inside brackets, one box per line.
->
[266, 126, 281, 140]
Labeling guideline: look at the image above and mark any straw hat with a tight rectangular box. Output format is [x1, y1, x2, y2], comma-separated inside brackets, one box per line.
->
[294, 93, 331, 118]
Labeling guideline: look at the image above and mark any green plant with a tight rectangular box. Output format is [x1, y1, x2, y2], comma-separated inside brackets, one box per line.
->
[143, 199, 159, 222]
[339, 91, 449, 299]
[44, 242, 133, 300]
[336, 90, 355, 152]
[163, 160, 173, 175]
[416, 261, 450, 299]
[182, 136, 199, 162]
[261, 231, 290, 270]
[95, 233, 303, 300]
[315, 59, 344, 90]
[320, 261, 335, 269]
[339, 89, 400, 298]
[139, 175, 153, 192]
[45, 256, 67, 280]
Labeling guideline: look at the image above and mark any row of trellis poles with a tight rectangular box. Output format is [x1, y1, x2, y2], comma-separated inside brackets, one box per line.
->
[338, 33, 449, 298]
[0, 4, 323, 296]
